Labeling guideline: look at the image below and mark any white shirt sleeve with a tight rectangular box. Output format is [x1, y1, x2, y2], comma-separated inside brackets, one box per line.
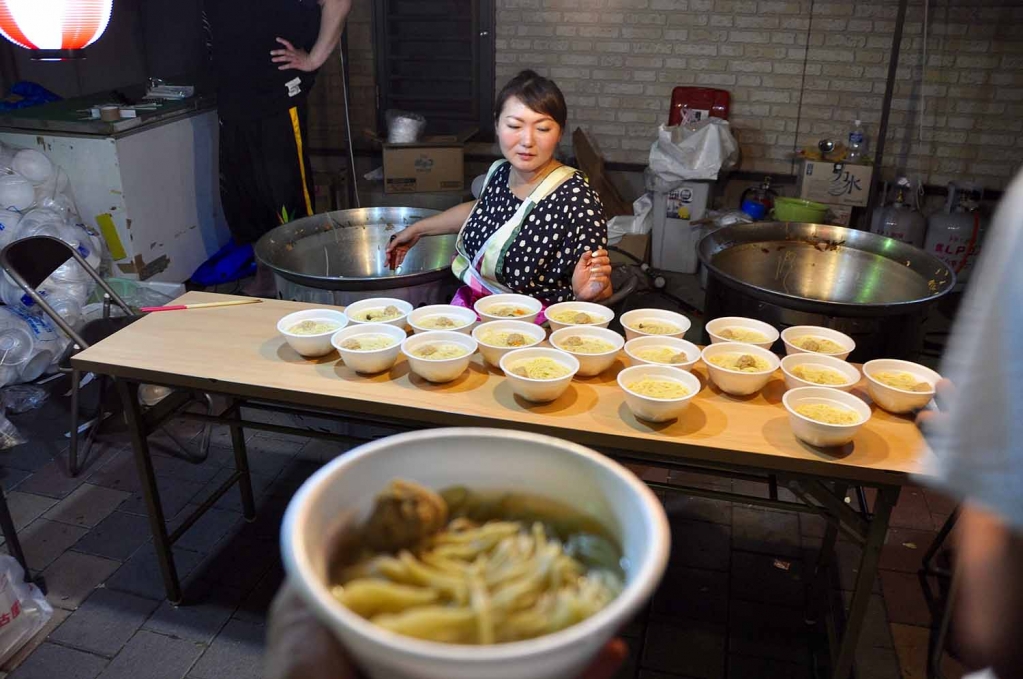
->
[924, 170, 1023, 532]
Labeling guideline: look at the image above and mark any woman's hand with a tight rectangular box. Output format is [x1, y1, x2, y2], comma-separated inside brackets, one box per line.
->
[272, 37, 319, 72]
[572, 248, 613, 302]
[385, 226, 422, 270]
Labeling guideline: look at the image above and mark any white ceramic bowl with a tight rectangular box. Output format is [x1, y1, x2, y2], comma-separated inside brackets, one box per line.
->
[549, 326, 624, 377]
[408, 304, 477, 335]
[705, 316, 780, 350]
[277, 309, 349, 358]
[782, 387, 872, 448]
[700, 342, 780, 396]
[780, 353, 861, 393]
[331, 323, 408, 374]
[499, 347, 580, 403]
[619, 309, 691, 341]
[344, 298, 413, 328]
[472, 320, 547, 368]
[781, 326, 855, 360]
[281, 427, 670, 679]
[623, 336, 701, 371]
[474, 293, 543, 324]
[401, 331, 478, 383]
[617, 365, 701, 423]
[862, 359, 940, 414]
[544, 301, 614, 332]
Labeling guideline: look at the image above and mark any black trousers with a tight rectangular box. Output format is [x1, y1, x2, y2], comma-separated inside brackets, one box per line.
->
[219, 104, 315, 244]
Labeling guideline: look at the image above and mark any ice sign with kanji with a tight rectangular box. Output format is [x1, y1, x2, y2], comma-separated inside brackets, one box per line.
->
[828, 170, 863, 197]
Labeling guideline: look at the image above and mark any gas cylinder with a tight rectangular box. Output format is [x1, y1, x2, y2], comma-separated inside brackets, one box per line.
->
[870, 177, 926, 247]
[924, 183, 987, 290]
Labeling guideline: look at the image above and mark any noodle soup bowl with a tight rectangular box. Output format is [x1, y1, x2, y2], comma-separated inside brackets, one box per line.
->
[474, 293, 543, 324]
[781, 326, 855, 360]
[620, 308, 691, 341]
[617, 364, 701, 423]
[624, 336, 700, 371]
[862, 359, 940, 414]
[277, 309, 349, 358]
[331, 323, 407, 374]
[281, 427, 671, 679]
[549, 326, 624, 377]
[783, 386, 872, 448]
[499, 347, 580, 403]
[401, 331, 478, 383]
[780, 353, 861, 393]
[545, 301, 614, 332]
[472, 320, 546, 368]
[344, 297, 414, 328]
[701, 342, 780, 396]
[705, 316, 779, 350]
[408, 304, 478, 335]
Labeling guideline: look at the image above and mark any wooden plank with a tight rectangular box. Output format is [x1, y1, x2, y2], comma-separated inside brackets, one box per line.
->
[73, 292, 934, 486]
[572, 127, 633, 219]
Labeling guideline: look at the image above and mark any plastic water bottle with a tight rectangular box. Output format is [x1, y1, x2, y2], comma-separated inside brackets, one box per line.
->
[847, 120, 866, 164]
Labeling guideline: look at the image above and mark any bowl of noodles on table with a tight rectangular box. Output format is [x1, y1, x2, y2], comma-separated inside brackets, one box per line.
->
[281, 428, 670, 679]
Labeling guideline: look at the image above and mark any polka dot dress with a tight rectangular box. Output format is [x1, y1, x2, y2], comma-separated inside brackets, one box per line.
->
[461, 163, 608, 303]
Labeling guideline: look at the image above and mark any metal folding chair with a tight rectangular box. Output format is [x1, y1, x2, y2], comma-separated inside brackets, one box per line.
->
[0, 235, 213, 475]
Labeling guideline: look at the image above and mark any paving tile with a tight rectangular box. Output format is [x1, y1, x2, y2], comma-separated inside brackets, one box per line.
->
[50, 588, 160, 657]
[105, 543, 204, 601]
[168, 504, 243, 554]
[293, 437, 357, 464]
[188, 619, 265, 679]
[0, 467, 31, 493]
[5, 493, 57, 531]
[889, 487, 935, 532]
[730, 551, 806, 608]
[879, 571, 939, 627]
[828, 540, 883, 594]
[232, 563, 283, 624]
[1, 608, 71, 673]
[267, 460, 320, 499]
[878, 527, 936, 574]
[10, 458, 84, 500]
[118, 476, 204, 519]
[651, 566, 728, 624]
[731, 479, 800, 504]
[192, 538, 277, 592]
[85, 449, 141, 493]
[890, 623, 968, 679]
[842, 592, 895, 651]
[853, 646, 902, 679]
[42, 484, 130, 528]
[72, 511, 152, 562]
[2, 439, 64, 474]
[143, 578, 245, 644]
[6, 641, 107, 679]
[667, 518, 731, 572]
[149, 452, 223, 487]
[731, 506, 801, 558]
[95, 629, 204, 679]
[233, 495, 288, 543]
[199, 468, 275, 514]
[642, 618, 725, 679]
[16, 518, 89, 572]
[211, 437, 302, 479]
[40, 551, 121, 611]
[660, 492, 732, 526]
[728, 599, 812, 666]
[922, 488, 957, 518]
[727, 654, 812, 679]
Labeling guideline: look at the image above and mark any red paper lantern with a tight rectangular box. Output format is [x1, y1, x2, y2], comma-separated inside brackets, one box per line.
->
[0, 0, 112, 58]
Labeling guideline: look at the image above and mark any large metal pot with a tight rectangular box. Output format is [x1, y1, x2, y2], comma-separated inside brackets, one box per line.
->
[254, 207, 459, 307]
[697, 222, 955, 361]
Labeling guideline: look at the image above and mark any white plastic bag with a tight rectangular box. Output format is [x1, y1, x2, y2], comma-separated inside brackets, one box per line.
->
[0, 556, 52, 665]
[648, 117, 739, 185]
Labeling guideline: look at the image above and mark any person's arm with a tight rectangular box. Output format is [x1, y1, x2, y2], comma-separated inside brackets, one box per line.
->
[568, 186, 612, 301]
[272, 0, 352, 72]
[385, 201, 476, 269]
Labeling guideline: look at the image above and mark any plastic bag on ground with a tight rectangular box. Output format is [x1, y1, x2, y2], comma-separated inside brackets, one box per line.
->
[0, 555, 53, 664]
[647, 117, 739, 188]
[1, 385, 48, 414]
[0, 408, 26, 450]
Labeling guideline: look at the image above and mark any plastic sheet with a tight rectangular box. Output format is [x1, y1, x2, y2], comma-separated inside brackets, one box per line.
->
[0, 555, 53, 664]
[647, 117, 739, 188]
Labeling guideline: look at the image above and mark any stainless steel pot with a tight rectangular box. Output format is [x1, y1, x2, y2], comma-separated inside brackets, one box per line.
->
[697, 222, 955, 361]
[254, 207, 460, 307]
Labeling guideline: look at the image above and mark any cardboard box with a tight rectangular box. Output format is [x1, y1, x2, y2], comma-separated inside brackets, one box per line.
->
[651, 182, 712, 274]
[610, 233, 650, 265]
[383, 141, 464, 194]
[799, 160, 873, 207]
[823, 203, 854, 227]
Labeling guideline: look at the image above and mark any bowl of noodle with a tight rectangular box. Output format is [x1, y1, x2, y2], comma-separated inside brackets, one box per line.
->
[705, 316, 779, 350]
[780, 353, 860, 393]
[472, 320, 546, 368]
[499, 347, 580, 403]
[781, 326, 854, 360]
[623, 336, 700, 371]
[783, 386, 871, 447]
[700, 342, 780, 396]
[281, 427, 670, 679]
[474, 293, 543, 324]
[862, 359, 940, 414]
[401, 331, 478, 383]
[544, 301, 614, 332]
[617, 364, 700, 423]
[549, 326, 624, 377]
[619, 308, 691, 341]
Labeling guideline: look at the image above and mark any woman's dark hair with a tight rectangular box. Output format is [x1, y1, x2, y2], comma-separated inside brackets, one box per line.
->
[493, 70, 568, 130]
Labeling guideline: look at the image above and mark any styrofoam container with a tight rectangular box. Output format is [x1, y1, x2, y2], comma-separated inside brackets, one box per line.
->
[780, 353, 860, 393]
[331, 323, 407, 374]
[619, 309, 691, 341]
[862, 359, 940, 414]
[277, 309, 349, 358]
[617, 365, 701, 423]
[783, 387, 872, 448]
[705, 316, 780, 350]
[544, 301, 614, 332]
[345, 298, 413, 328]
[281, 427, 670, 679]
[474, 293, 543, 324]
[472, 320, 546, 368]
[401, 330, 477, 383]
[623, 336, 700, 371]
[408, 305, 477, 335]
[781, 326, 855, 360]
[499, 348, 580, 403]
[701, 342, 780, 396]
[549, 326, 624, 377]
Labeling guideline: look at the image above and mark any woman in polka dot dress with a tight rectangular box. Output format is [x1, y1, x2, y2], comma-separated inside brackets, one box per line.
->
[386, 70, 612, 306]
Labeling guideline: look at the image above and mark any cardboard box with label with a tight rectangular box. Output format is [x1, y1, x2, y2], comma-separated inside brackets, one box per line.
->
[383, 130, 475, 194]
[651, 182, 712, 274]
[799, 160, 873, 207]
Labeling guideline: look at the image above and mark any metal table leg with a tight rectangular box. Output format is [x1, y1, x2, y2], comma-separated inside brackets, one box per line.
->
[117, 379, 182, 604]
[227, 399, 256, 521]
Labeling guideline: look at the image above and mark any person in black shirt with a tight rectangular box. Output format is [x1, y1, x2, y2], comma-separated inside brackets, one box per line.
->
[204, 0, 351, 295]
